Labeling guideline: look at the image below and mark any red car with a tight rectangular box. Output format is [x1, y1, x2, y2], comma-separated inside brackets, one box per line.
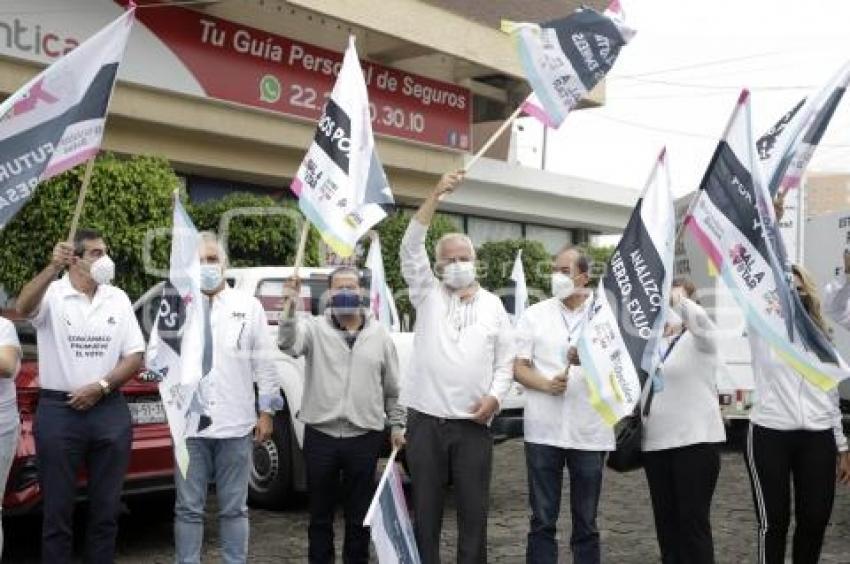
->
[3, 311, 175, 515]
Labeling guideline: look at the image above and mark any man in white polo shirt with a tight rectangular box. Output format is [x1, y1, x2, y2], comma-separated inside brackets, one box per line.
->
[514, 246, 615, 564]
[16, 228, 145, 564]
[400, 170, 515, 564]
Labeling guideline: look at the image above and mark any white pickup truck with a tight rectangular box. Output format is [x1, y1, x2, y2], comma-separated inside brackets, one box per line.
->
[134, 266, 525, 507]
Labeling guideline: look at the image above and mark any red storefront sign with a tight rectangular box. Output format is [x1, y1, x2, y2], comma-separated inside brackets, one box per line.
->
[132, 5, 472, 151]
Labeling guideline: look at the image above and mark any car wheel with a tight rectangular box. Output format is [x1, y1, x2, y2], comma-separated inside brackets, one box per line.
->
[248, 409, 294, 508]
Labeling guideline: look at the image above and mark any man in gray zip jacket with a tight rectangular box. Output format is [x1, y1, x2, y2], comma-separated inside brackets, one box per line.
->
[278, 266, 405, 564]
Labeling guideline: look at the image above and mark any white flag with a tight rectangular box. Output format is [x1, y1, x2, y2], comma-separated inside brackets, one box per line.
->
[685, 91, 847, 392]
[366, 233, 399, 332]
[503, 0, 634, 128]
[577, 148, 675, 425]
[0, 7, 135, 229]
[146, 195, 205, 477]
[291, 36, 394, 256]
[510, 249, 528, 324]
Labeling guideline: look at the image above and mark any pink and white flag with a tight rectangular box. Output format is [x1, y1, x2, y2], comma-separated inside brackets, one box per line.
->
[364, 450, 420, 563]
[0, 6, 135, 229]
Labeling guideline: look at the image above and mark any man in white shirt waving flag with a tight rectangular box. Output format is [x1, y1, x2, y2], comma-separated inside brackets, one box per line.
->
[576, 148, 675, 426]
[503, 0, 635, 129]
[291, 36, 394, 257]
[0, 5, 134, 229]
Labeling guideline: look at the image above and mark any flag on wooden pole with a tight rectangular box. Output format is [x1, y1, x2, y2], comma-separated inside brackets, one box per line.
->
[0, 7, 135, 229]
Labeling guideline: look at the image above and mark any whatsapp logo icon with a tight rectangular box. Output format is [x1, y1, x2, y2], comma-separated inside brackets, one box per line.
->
[259, 74, 282, 103]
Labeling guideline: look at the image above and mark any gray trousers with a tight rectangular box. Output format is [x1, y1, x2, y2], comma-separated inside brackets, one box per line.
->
[406, 409, 493, 564]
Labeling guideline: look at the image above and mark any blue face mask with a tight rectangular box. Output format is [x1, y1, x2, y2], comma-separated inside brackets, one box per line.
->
[200, 264, 223, 292]
[330, 289, 361, 314]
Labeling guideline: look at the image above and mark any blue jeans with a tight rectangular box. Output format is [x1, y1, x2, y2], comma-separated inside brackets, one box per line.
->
[525, 442, 605, 564]
[174, 434, 253, 564]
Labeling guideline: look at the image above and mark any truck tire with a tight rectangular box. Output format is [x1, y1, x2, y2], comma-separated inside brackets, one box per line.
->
[248, 409, 294, 508]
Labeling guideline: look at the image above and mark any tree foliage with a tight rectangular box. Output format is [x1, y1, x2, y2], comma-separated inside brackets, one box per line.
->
[0, 154, 179, 301]
[476, 239, 552, 304]
[189, 193, 321, 269]
[585, 244, 616, 286]
[0, 155, 323, 303]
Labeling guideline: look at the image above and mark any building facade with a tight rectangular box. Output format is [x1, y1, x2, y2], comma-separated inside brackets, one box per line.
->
[0, 0, 634, 257]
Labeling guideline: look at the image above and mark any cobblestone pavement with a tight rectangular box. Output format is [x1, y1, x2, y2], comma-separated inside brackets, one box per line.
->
[4, 440, 850, 563]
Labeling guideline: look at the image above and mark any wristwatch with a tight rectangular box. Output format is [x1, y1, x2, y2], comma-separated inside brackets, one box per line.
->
[98, 378, 111, 396]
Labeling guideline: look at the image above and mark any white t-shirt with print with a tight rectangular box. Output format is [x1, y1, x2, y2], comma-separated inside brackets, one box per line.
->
[31, 276, 145, 392]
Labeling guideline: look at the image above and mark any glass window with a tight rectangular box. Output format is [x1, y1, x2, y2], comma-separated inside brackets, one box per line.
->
[525, 225, 572, 255]
[467, 217, 522, 246]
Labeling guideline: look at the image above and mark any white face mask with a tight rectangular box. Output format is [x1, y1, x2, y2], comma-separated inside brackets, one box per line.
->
[89, 255, 115, 286]
[442, 261, 475, 289]
[200, 264, 224, 292]
[551, 272, 575, 300]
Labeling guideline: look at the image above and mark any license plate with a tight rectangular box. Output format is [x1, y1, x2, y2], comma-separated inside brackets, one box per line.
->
[129, 400, 166, 425]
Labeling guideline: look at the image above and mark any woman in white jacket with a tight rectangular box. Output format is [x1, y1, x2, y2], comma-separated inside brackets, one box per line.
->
[745, 264, 850, 564]
[641, 278, 726, 564]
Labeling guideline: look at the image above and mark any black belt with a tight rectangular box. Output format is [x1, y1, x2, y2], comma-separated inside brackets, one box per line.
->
[39, 389, 71, 401]
[411, 409, 458, 425]
[39, 389, 119, 401]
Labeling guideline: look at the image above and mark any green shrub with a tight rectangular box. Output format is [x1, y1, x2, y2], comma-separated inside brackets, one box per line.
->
[476, 239, 552, 304]
[189, 193, 321, 269]
[585, 244, 616, 286]
[0, 154, 179, 301]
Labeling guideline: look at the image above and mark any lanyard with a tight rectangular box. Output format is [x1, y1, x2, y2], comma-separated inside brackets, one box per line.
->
[559, 306, 585, 345]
